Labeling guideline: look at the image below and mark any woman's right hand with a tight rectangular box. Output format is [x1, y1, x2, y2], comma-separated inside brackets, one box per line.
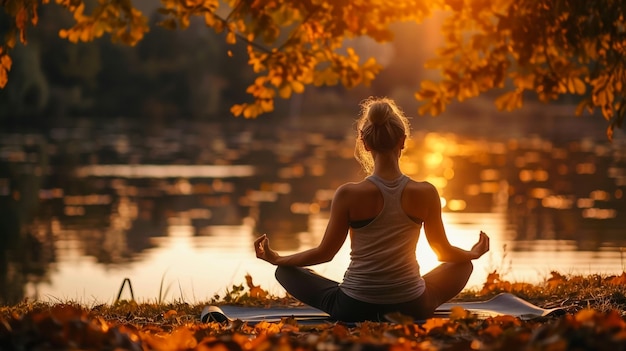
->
[469, 231, 490, 259]
[254, 234, 280, 265]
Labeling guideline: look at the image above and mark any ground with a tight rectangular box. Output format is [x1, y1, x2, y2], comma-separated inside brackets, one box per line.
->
[1, 271, 626, 350]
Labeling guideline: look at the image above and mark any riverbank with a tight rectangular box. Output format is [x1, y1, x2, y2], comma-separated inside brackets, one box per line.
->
[1, 270, 626, 350]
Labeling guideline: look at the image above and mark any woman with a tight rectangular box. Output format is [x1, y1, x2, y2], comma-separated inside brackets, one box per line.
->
[254, 97, 489, 322]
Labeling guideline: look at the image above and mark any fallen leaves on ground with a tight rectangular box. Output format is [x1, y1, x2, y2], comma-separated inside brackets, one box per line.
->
[2, 305, 626, 350]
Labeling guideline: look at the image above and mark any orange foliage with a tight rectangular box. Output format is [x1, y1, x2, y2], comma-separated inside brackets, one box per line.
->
[1, 0, 625, 134]
[546, 271, 568, 288]
[480, 270, 536, 296]
[245, 273, 269, 299]
[3, 301, 626, 351]
[253, 320, 282, 335]
[448, 306, 470, 320]
[607, 272, 626, 285]
[141, 326, 199, 350]
[480, 270, 512, 295]
[0, 43, 14, 89]
[420, 318, 451, 334]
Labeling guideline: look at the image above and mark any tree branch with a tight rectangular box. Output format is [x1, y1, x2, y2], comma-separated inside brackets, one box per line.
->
[276, 4, 323, 52]
[206, 11, 273, 54]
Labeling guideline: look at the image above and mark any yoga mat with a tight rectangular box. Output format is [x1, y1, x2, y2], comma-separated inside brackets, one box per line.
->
[201, 293, 565, 324]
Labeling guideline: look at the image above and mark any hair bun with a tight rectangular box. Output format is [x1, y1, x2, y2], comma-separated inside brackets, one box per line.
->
[367, 101, 391, 126]
[355, 97, 411, 173]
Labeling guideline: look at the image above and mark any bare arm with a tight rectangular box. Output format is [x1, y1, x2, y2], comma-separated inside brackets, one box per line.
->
[254, 185, 350, 266]
[422, 183, 489, 262]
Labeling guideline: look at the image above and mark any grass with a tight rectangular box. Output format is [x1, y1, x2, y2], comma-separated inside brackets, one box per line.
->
[1, 270, 626, 350]
[3, 270, 626, 324]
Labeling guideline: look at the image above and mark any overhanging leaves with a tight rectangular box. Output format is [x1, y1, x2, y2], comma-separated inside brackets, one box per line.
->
[1, 0, 624, 137]
[417, 0, 626, 139]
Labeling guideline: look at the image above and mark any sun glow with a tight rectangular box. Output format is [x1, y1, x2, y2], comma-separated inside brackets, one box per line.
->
[414, 212, 502, 285]
[424, 152, 443, 168]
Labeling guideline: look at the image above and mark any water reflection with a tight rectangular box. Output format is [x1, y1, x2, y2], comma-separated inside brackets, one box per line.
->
[401, 132, 626, 244]
[1, 121, 625, 304]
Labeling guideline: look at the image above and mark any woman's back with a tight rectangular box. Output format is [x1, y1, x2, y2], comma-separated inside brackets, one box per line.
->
[342, 175, 436, 226]
[339, 174, 428, 304]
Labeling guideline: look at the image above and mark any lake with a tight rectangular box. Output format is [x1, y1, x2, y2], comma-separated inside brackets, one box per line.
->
[1, 117, 625, 304]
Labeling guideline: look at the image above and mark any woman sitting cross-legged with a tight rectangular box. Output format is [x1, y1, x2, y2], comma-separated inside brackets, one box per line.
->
[254, 96, 490, 322]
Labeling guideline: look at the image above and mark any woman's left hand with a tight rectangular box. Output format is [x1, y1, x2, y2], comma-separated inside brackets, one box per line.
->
[469, 231, 490, 259]
[254, 234, 280, 265]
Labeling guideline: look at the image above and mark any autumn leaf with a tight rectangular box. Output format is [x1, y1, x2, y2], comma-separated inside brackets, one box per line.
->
[448, 306, 470, 320]
[278, 84, 292, 99]
[489, 314, 522, 326]
[415, 80, 440, 100]
[270, 75, 282, 87]
[0, 51, 12, 88]
[259, 99, 273, 111]
[245, 273, 268, 299]
[230, 103, 246, 117]
[0, 69, 8, 88]
[243, 104, 262, 118]
[481, 324, 504, 338]
[291, 80, 305, 94]
[15, 7, 29, 44]
[575, 98, 594, 116]
[596, 310, 626, 331]
[255, 320, 282, 335]
[331, 323, 350, 338]
[568, 77, 586, 95]
[226, 31, 237, 44]
[607, 272, 626, 285]
[480, 270, 510, 295]
[546, 271, 567, 288]
[163, 309, 178, 319]
[142, 326, 197, 350]
[421, 318, 447, 334]
[494, 91, 523, 111]
[574, 308, 597, 324]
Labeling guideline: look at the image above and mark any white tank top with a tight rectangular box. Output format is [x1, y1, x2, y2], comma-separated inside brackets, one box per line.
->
[339, 174, 426, 303]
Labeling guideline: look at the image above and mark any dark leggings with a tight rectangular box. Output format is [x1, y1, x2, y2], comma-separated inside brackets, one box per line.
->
[275, 262, 473, 322]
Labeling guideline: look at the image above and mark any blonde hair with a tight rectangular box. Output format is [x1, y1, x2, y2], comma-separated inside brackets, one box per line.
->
[354, 97, 411, 174]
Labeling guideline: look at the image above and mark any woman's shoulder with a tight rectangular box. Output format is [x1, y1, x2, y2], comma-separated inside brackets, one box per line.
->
[337, 179, 375, 192]
[405, 178, 439, 196]
[334, 179, 377, 198]
[402, 178, 440, 211]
